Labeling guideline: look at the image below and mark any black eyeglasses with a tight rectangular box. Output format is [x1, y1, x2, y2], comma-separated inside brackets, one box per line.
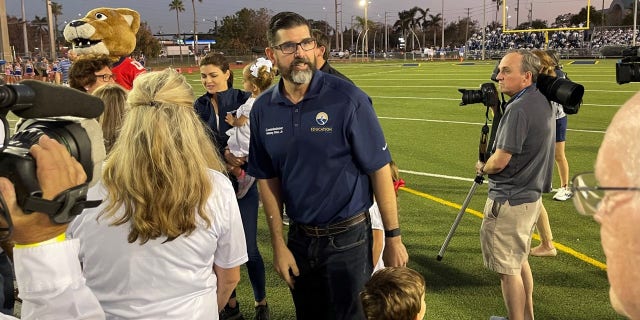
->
[272, 38, 317, 54]
[95, 73, 116, 81]
[571, 172, 640, 216]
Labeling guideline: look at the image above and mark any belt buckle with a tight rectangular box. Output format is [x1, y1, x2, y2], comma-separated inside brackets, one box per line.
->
[304, 225, 323, 237]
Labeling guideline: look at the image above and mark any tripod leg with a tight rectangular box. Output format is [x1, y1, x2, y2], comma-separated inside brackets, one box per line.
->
[437, 175, 484, 261]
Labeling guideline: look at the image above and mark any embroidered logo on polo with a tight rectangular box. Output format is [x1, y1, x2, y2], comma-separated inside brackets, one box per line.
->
[315, 112, 328, 125]
[311, 112, 333, 133]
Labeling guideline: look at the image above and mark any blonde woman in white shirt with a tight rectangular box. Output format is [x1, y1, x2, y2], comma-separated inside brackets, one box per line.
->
[68, 69, 248, 319]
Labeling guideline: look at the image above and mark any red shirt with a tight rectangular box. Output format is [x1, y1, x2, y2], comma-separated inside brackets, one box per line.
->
[112, 57, 146, 90]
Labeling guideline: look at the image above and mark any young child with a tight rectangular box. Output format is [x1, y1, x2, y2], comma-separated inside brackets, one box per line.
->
[360, 267, 427, 320]
[24, 60, 35, 80]
[4, 63, 14, 84]
[225, 57, 275, 198]
[13, 62, 22, 82]
[370, 160, 404, 272]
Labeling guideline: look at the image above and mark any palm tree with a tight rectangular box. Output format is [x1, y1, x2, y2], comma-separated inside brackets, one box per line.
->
[393, 10, 412, 49]
[428, 14, 442, 47]
[190, 0, 202, 55]
[51, 2, 63, 48]
[169, 0, 185, 60]
[418, 7, 430, 49]
[492, 0, 503, 23]
[407, 6, 425, 50]
[32, 15, 49, 56]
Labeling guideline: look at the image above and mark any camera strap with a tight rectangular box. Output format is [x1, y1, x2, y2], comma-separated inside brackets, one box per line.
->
[479, 107, 491, 162]
[22, 183, 102, 224]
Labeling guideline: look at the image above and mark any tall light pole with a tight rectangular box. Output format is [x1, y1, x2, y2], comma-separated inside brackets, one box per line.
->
[335, 0, 341, 52]
[350, 15, 355, 51]
[46, 0, 56, 59]
[634, 0, 638, 46]
[385, 11, 390, 54]
[21, 0, 29, 55]
[601, 0, 605, 27]
[482, 0, 486, 60]
[359, 0, 369, 61]
[441, 0, 445, 50]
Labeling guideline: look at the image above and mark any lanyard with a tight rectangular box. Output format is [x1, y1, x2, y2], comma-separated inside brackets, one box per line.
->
[505, 84, 534, 108]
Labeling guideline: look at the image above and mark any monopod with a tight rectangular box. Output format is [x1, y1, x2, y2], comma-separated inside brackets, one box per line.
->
[436, 94, 504, 261]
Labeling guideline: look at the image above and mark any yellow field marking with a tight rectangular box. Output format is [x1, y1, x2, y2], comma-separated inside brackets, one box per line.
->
[399, 186, 607, 271]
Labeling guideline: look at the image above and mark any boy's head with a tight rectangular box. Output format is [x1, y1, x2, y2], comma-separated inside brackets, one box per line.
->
[360, 267, 426, 320]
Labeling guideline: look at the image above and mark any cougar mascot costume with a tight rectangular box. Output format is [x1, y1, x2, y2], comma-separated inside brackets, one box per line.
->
[63, 7, 146, 90]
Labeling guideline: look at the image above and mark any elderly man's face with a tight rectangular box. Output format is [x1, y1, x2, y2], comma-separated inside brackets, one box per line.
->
[495, 52, 532, 97]
[594, 98, 640, 319]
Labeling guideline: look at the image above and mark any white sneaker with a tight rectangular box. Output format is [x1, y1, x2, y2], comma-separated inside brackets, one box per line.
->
[282, 211, 290, 226]
[553, 186, 573, 201]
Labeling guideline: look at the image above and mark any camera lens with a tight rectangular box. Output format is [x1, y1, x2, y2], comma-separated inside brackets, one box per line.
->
[458, 89, 484, 106]
[8, 120, 94, 180]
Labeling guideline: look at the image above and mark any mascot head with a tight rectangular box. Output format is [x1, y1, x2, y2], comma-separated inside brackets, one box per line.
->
[64, 8, 140, 61]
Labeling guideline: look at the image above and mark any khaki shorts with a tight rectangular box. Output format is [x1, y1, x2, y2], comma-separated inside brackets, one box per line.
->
[480, 198, 541, 275]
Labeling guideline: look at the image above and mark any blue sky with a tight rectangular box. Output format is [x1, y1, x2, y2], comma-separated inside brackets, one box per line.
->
[5, 0, 594, 35]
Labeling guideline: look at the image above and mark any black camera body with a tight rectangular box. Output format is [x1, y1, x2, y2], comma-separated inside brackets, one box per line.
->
[616, 46, 640, 84]
[458, 83, 500, 107]
[0, 81, 105, 225]
[1, 120, 95, 210]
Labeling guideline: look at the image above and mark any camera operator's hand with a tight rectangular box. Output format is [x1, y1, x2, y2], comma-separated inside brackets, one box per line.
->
[0, 135, 86, 245]
[476, 161, 486, 175]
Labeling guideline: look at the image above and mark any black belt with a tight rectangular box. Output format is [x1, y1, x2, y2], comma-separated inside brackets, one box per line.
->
[297, 212, 367, 237]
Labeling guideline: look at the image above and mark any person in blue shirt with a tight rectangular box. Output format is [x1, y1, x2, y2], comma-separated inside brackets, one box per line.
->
[248, 11, 408, 320]
[59, 56, 72, 85]
[193, 53, 269, 320]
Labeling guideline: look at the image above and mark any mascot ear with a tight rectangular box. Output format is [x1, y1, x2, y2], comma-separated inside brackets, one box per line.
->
[115, 8, 141, 34]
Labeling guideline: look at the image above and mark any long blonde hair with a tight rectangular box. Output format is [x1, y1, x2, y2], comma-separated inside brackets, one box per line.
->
[101, 69, 225, 244]
[92, 84, 128, 154]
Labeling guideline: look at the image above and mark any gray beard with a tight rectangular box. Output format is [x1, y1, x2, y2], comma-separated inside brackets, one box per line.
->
[290, 69, 313, 85]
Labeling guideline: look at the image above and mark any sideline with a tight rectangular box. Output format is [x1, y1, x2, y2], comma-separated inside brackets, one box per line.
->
[397, 174, 607, 271]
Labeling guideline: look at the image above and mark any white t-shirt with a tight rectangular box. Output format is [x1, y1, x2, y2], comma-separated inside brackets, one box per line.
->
[369, 202, 385, 273]
[67, 169, 248, 319]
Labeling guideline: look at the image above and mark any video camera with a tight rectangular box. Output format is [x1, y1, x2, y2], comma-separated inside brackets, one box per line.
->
[0, 80, 105, 230]
[616, 46, 640, 84]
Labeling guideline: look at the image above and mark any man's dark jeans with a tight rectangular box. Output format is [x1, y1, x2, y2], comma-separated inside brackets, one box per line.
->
[287, 216, 372, 320]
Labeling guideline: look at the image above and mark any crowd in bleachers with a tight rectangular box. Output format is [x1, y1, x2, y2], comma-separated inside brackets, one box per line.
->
[459, 26, 640, 58]
[590, 27, 640, 50]
[466, 26, 587, 51]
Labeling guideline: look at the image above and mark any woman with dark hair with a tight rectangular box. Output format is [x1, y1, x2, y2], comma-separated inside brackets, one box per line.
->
[69, 55, 116, 94]
[194, 53, 269, 320]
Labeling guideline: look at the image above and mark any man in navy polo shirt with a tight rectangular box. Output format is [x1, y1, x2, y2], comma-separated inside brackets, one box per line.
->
[248, 11, 409, 320]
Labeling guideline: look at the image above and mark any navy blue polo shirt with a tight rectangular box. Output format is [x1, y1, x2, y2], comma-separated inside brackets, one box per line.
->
[248, 71, 391, 226]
